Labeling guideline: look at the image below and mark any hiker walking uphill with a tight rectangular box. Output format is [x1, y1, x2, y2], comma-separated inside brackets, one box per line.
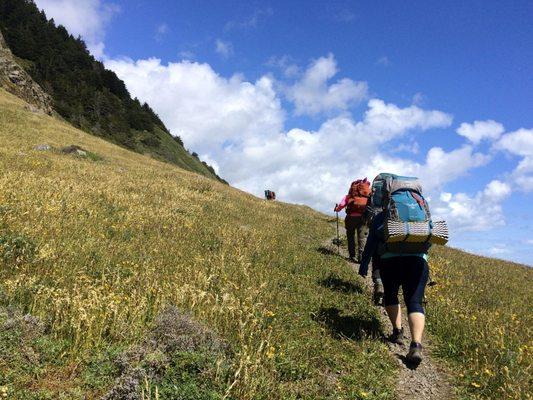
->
[334, 179, 371, 263]
[358, 173, 449, 364]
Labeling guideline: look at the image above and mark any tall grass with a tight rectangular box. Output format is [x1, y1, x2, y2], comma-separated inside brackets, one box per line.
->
[427, 246, 532, 399]
[0, 90, 395, 399]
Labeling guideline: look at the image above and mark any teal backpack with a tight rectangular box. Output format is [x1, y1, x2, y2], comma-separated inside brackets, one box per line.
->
[371, 173, 440, 254]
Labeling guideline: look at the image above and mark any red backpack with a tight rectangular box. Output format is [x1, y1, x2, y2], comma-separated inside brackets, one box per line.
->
[346, 179, 370, 214]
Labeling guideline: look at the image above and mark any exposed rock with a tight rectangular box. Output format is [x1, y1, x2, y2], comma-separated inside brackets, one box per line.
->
[60, 145, 87, 156]
[34, 144, 52, 151]
[24, 104, 40, 113]
[0, 30, 53, 114]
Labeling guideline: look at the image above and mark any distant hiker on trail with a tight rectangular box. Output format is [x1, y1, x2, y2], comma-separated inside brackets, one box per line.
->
[265, 190, 276, 200]
[334, 179, 371, 263]
[358, 173, 449, 364]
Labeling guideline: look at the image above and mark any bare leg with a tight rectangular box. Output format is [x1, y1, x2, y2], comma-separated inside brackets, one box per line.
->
[385, 304, 402, 330]
[408, 312, 425, 343]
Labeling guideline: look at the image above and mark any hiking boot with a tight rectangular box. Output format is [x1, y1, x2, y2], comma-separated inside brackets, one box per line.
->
[348, 257, 356, 263]
[406, 342, 423, 363]
[388, 328, 404, 345]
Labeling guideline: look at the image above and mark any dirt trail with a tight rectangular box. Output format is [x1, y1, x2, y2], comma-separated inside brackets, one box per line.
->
[324, 236, 456, 400]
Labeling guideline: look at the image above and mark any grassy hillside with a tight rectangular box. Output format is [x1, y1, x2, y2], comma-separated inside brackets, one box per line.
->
[0, 89, 395, 399]
[0, 88, 531, 399]
[426, 247, 532, 400]
[0, 0, 223, 182]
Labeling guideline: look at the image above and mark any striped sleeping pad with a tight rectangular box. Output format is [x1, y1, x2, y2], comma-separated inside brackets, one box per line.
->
[385, 220, 449, 245]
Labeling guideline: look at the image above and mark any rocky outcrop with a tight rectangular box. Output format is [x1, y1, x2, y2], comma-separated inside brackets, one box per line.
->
[0, 30, 53, 114]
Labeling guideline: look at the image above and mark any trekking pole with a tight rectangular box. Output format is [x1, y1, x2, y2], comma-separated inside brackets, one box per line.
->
[335, 205, 340, 255]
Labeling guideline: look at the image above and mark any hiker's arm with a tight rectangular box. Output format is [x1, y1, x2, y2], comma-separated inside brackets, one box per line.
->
[334, 196, 347, 212]
[359, 225, 377, 277]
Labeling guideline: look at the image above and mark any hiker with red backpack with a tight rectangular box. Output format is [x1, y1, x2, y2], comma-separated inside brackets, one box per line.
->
[359, 173, 448, 364]
[334, 179, 371, 263]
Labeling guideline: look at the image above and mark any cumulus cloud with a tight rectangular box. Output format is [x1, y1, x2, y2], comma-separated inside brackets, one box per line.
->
[512, 157, 533, 191]
[286, 54, 368, 115]
[215, 39, 234, 58]
[105, 57, 284, 151]
[433, 180, 511, 231]
[34, 0, 119, 58]
[456, 120, 505, 144]
[418, 146, 489, 191]
[105, 54, 461, 213]
[495, 128, 533, 191]
[495, 128, 533, 157]
[105, 51, 515, 244]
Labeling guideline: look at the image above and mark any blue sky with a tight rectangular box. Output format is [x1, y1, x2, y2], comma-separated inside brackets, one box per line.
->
[35, 0, 533, 265]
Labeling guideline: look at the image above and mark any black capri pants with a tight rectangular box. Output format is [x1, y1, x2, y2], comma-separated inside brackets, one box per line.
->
[379, 256, 429, 314]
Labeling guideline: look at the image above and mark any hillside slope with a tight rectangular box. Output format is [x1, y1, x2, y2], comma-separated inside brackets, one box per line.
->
[425, 246, 532, 400]
[0, 89, 396, 399]
[0, 0, 224, 182]
[0, 88, 531, 399]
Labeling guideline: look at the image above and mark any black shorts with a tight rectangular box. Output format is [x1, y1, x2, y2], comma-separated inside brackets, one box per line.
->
[379, 256, 429, 314]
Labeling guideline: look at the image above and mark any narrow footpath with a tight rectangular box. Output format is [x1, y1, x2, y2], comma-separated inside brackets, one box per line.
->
[325, 233, 456, 400]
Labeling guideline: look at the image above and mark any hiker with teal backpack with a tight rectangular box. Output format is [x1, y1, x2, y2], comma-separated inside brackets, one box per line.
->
[334, 179, 371, 263]
[359, 174, 448, 363]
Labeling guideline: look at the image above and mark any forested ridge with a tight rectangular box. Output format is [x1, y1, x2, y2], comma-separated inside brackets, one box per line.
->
[0, 0, 224, 181]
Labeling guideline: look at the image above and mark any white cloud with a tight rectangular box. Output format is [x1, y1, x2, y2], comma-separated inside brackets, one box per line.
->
[106, 52, 512, 242]
[393, 141, 420, 155]
[456, 120, 505, 144]
[513, 156, 533, 191]
[433, 180, 511, 231]
[495, 128, 533, 157]
[488, 246, 511, 255]
[104, 53, 459, 214]
[286, 54, 368, 115]
[495, 128, 533, 191]
[215, 39, 234, 58]
[34, 0, 119, 59]
[418, 145, 489, 191]
[105, 57, 284, 151]
[359, 99, 452, 144]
